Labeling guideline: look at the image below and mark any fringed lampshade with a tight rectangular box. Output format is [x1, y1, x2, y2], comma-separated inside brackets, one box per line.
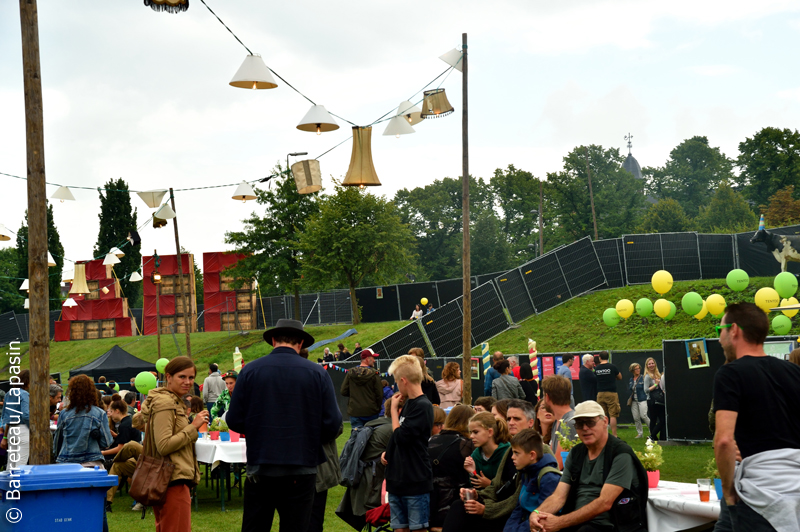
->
[342, 127, 381, 188]
[144, 0, 189, 13]
[230, 54, 278, 90]
[297, 105, 339, 134]
[232, 181, 257, 202]
[421, 89, 454, 119]
[69, 264, 90, 295]
[382, 116, 415, 137]
[291, 159, 322, 194]
[396, 100, 423, 125]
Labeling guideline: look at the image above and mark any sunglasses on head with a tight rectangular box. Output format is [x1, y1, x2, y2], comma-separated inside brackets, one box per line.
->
[574, 417, 600, 430]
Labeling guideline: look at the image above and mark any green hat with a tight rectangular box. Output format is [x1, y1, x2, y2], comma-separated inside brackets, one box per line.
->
[223, 371, 238, 380]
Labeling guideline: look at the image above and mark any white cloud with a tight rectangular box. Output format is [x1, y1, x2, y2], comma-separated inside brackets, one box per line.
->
[688, 65, 741, 76]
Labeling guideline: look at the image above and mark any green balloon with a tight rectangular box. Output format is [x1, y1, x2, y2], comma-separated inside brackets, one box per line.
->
[135, 371, 157, 394]
[603, 308, 621, 327]
[726, 269, 749, 292]
[635, 298, 653, 317]
[774, 272, 798, 299]
[665, 302, 677, 321]
[112, 383, 120, 392]
[155, 358, 170, 374]
[772, 315, 792, 335]
[681, 292, 703, 315]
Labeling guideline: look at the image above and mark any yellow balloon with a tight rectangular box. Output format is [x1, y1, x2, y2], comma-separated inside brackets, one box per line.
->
[706, 294, 726, 316]
[420, 297, 428, 306]
[754, 287, 780, 313]
[651, 270, 673, 295]
[654, 298, 671, 318]
[782, 297, 799, 318]
[615, 299, 634, 319]
[694, 300, 708, 320]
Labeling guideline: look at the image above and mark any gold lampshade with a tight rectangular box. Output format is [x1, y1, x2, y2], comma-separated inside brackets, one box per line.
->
[153, 216, 167, 229]
[291, 159, 322, 194]
[69, 263, 90, 295]
[342, 127, 381, 188]
[421, 88, 454, 119]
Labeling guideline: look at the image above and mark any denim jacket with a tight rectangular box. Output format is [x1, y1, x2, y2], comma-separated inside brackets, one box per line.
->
[0, 388, 29, 427]
[629, 375, 647, 402]
[54, 405, 113, 464]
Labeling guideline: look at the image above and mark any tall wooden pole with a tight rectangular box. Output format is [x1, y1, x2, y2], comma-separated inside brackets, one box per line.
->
[461, 33, 472, 404]
[585, 148, 599, 241]
[538, 180, 544, 256]
[155, 250, 161, 358]
[169, 189, 192, 358]
[19, 0, 50, 465]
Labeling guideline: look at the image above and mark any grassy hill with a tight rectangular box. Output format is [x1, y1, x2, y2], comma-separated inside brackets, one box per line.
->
[4, 276, 794, 378]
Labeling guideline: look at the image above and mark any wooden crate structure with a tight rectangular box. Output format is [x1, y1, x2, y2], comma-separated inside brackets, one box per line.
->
[202, 252, 257, 332]
[141, 254, 198, 336]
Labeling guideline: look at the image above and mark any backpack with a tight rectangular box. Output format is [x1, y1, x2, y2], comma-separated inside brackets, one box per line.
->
[338, 425, 375, 488]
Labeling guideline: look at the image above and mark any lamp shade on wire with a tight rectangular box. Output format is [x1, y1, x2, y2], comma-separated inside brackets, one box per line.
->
[439, 48, 464, 72]
[396, 100, 423, 126]
[155, 204, 176, 220]
[130, 271, 143, 282]
[232, 181, 258, 202]
[297, 105, 339, 134]
[230, 54, 278, 90]
[144, 0, 188, 13]
[69, 264, 91, 295]
[103, 253, 121, 266]
[51, 186, 76, 202]
[47, 251, 56, 267]
[137, 190, 168, 209]
[23, 299, 29, 310]
[63, 298, 77, 308]
[109, 247, 125, 258]
[19, 279, 29, 292]
[0, 224, 12, 241]
[421, 89, 454, 119]
[382, 116, 415, 137]
[62, 270, 74, 283]
[291, 159, 322, 194]
[342, 127, 381, 188]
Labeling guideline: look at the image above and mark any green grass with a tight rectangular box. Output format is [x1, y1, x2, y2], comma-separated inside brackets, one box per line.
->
[103, 424, 713, 532]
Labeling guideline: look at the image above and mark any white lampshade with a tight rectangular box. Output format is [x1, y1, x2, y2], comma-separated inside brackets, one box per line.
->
[103, 253, 121, 266]
[232, 181, 257, 203]
[154, 204, 176, 220]
[0, 224, 14, 241]
[137, 190, 168, 209]
[101, 286, 110, 294]
[51, 186, 76, 202]
[23, 298, 29, 309]
[19, 279, 29, 291]
[439, 48, 464, 72]
[47, 251, 56, 267]
[130, 271, 143, 282]
[396, 100, 423, 126]
[230, 54, 278, 90]
[297, 105, 339, 134]
[382, 116, 415, 137]
[63, 298, 77, 308]
[109, 247, 125, 258]
[62, 270, 74, 283]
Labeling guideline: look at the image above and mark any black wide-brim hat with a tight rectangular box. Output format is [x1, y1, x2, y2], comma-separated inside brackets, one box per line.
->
[263, 318, 315, 347]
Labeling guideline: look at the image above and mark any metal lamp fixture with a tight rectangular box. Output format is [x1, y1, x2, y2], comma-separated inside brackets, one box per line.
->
[396, 100, 423, 125]
[230, 54, 278, 90]
[0, 224, 12, 241]
[291, 159, 322, 194]
[297, 105, 339, 135]
[130, 271, 143, 282]
[232, 181, 257, 203]
[144, 0, 188, 13]
[382, 116, 415, 137]
[342, 127, 381, 189]
[103, 253, 120, 266]
[421, 89, 454, 119]
[69, 264, 91, 295]
[51, 186, 76, 203]
[137, 190, 168, 209]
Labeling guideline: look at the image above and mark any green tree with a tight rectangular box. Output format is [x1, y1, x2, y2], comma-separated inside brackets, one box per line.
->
[638, 198, 690, 233]
[470, 210, 512, 275]
[300, 186, 416, 324]
[760, 185, 800, 227]
[225, 165, 319, 319]
[489, 165, 547, 261]
[644, 136, 734, 217]
[736, 127, 800, 208]
[694, 182, 757, 233]
[547, 145, 646, 242]
[94, 179, 142, 308]
[16, 202, 65, 310]
[0, 248, 24, 313]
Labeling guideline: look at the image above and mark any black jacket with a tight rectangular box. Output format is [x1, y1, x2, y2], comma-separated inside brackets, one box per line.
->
[428, 430, 473, 526]
[385, 395, 434, 496]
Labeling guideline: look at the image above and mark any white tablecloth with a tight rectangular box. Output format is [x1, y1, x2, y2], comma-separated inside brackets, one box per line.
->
[648, 480, 720, 532]
[195, 439, 247, 465]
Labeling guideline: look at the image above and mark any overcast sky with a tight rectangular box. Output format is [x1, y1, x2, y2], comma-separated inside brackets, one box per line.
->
[2, 0, 800, 279]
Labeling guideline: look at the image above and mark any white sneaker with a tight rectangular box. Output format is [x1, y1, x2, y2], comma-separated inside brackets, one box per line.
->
[132, 502, 144, 511]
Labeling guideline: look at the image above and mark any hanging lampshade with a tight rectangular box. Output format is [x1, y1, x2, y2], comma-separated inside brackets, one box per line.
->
[297, 105, 339, 134]
[47, 251, 56, 267]
[0, 224, 12, 241]
[130, 271, 143, 282]
[155, 204, 176, 220]
[152, 269, 163, 284]
[342, 127, 381, 188]
[439, 48, 464, 72]
[232, 181, 257, 203]
[24, 298, 29, 310]
[19, 279, 29, 292]
[144, 0, 188, 13]
[291, 159, 322, 194]
[396, 100, 423, 126]
[128, 230, 141, 246]
[153, 216, 167, 229]
[137, 190, 168, 209]
[103, 253, 120, 266]
[101, 286, 110, 294]
[69, 263, 90, 295]
[382, 116, 415, 137]
[51, 186, 76, 203]
[421, 89, 454, 119]
[63, 298, 77, 308]
[230, 54, 278, 89]
[62, 270, 74, 283]
[109, 247, 125, 258]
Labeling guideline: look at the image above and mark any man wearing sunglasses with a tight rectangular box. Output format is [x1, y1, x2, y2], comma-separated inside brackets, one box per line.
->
[714, 303, 800, 532]
[529, 401, 648, 532]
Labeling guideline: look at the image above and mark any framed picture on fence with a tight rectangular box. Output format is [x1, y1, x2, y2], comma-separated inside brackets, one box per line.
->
[470, 357, 480, 380]
[685, 338, 709, 369]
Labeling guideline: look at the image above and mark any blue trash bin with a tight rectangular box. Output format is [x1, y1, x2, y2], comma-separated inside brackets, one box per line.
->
[0, 464, 117, 531]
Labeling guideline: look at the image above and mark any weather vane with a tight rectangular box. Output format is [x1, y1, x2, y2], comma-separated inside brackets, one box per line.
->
[625, 133, 633, 154]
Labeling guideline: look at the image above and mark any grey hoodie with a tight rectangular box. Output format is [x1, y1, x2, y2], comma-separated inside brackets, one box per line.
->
[202, 371, 225, 403]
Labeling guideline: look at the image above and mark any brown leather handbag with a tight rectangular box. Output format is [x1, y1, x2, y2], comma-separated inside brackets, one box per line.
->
[129, 411, 175, 506]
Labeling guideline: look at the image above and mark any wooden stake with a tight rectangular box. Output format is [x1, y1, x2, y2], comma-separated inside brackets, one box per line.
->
[461, 32, 472, 404]
[586, 147, 599, 241]
[170, 189, 192, 358]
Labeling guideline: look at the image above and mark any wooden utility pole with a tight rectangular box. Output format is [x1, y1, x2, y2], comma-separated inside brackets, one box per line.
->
[538, 180, 544, 256]
[169, 189, 192, 358]
[19, 0, 50, 465]
[461, 33, 472, 404]
[585, 147, 599, 241]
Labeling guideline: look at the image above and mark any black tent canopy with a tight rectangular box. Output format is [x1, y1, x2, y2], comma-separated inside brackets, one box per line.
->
[69, 345, 155, 389]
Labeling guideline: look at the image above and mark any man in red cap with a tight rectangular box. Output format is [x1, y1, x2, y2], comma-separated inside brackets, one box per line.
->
[341, 348, 384, 430]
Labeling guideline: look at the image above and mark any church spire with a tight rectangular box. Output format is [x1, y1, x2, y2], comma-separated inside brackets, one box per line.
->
[625, 133, 633, 154]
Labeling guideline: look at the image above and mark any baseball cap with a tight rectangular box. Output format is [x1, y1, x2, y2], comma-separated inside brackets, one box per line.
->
[360, 348, 378, 360]
[572, 400, 605, 419]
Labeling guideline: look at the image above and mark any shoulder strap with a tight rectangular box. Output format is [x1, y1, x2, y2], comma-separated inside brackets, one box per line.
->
[432, 434, 462, 466]
[537, 465, 561, 487]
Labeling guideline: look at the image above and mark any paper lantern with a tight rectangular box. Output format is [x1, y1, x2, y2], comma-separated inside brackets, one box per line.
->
[774, 272, 798, 298]
[232, 181, 257, 203]
[297, 104, 339, 134]
[681, 292, 703, 315]
[229, 54, 277, 89]
[754, 287, 780, 313]
[421, 89, 454, 119]
[654, 299, 671, 319]
[726, 269, 749, 292]
[651, 270, 673, 295]
[342, 127, 381, 188]
[635, 298, 653, 317]
[396, 100, 423, 125]
[706, 294, 726, 316]
[781, 297, 799, 318]
[615, 299, 634, 319]
[291, 159, 322, 195]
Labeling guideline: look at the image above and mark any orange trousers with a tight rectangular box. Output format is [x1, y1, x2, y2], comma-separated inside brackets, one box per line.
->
[153, 484, 192, 532]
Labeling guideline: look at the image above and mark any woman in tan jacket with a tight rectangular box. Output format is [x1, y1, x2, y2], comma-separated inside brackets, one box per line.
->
[141, 356, 208, 532]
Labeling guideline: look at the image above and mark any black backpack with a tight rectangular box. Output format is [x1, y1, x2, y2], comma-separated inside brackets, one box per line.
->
[338, 426, 375, 488]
